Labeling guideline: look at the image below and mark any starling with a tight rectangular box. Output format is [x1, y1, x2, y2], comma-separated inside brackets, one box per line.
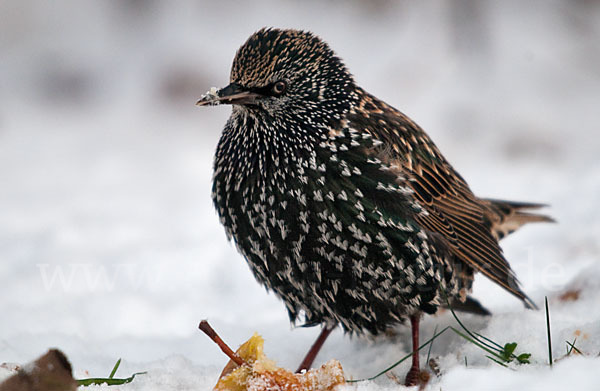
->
[197, 28, 552, 385]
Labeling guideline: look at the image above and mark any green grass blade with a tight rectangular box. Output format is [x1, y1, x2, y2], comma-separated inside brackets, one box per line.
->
[566, 338, 575, 356]
[445, 297, 502, 355]
[77, 372, 147, 387]
[545, 296, 553, 367]
[346, 325, 449, 382]
[566, 340, 582, 355]
[109, 358, 121, 379]
[426, 325, 438, 363]
[474, 331, 504, 351]
[449, 327, 506, 362]
[485, 355, 509, 368]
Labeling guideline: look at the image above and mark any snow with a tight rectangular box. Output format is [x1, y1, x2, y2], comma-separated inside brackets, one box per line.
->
[1, 1, 599, 390]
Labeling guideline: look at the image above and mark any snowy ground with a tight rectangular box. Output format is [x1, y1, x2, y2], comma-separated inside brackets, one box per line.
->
[1, 1, 599, 390]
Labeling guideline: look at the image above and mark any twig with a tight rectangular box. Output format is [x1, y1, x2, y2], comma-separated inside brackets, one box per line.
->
[199, 320, 246, 367]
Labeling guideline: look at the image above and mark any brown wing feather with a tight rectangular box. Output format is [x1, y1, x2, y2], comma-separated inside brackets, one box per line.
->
[410, 164, 535, 306]
[350, 90, 537, 309]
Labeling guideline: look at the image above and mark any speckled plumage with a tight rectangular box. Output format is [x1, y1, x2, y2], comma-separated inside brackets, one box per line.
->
[202, 28, 550, 337]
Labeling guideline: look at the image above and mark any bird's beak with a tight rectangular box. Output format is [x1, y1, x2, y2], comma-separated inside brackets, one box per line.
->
[196, 83, 261, 106]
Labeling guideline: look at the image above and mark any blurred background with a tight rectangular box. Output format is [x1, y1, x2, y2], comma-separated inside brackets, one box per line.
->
[1, 0, 599, 376]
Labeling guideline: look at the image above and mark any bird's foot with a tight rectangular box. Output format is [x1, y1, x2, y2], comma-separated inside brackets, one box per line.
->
[404, 366, 430, 387]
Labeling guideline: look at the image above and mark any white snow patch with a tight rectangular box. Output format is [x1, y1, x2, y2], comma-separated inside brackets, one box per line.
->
[1, 1, 599, 390]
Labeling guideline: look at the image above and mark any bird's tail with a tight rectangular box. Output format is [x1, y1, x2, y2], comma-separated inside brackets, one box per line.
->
[482, 198, 555, 241]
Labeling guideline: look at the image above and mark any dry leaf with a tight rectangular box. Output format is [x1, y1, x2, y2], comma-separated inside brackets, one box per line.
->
[559, 290, 580, 302]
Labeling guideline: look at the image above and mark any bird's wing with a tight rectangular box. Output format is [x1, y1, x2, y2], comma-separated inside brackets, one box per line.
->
[409, 156, 537, 308]
[349, 93, 536, 309]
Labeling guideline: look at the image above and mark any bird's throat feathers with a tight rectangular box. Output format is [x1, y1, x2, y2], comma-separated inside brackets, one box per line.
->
[214, 104, 335, 191]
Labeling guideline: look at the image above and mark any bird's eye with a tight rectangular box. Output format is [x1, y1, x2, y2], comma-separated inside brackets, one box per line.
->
[272, 81, 287, 95]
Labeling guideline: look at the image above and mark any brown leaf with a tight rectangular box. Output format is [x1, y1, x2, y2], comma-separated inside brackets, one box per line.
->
[0, 349, 77, 391]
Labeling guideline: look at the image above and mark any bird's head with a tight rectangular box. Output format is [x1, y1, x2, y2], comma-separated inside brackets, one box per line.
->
[197, 28, 357, 126]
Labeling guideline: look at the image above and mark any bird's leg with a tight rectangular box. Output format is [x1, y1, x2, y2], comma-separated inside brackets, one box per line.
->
[296, 325, 334, 373]
[404, 314, 422, 386]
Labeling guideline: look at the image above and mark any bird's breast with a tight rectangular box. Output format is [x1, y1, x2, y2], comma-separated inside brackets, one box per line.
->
[212, 126, 462, 332]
